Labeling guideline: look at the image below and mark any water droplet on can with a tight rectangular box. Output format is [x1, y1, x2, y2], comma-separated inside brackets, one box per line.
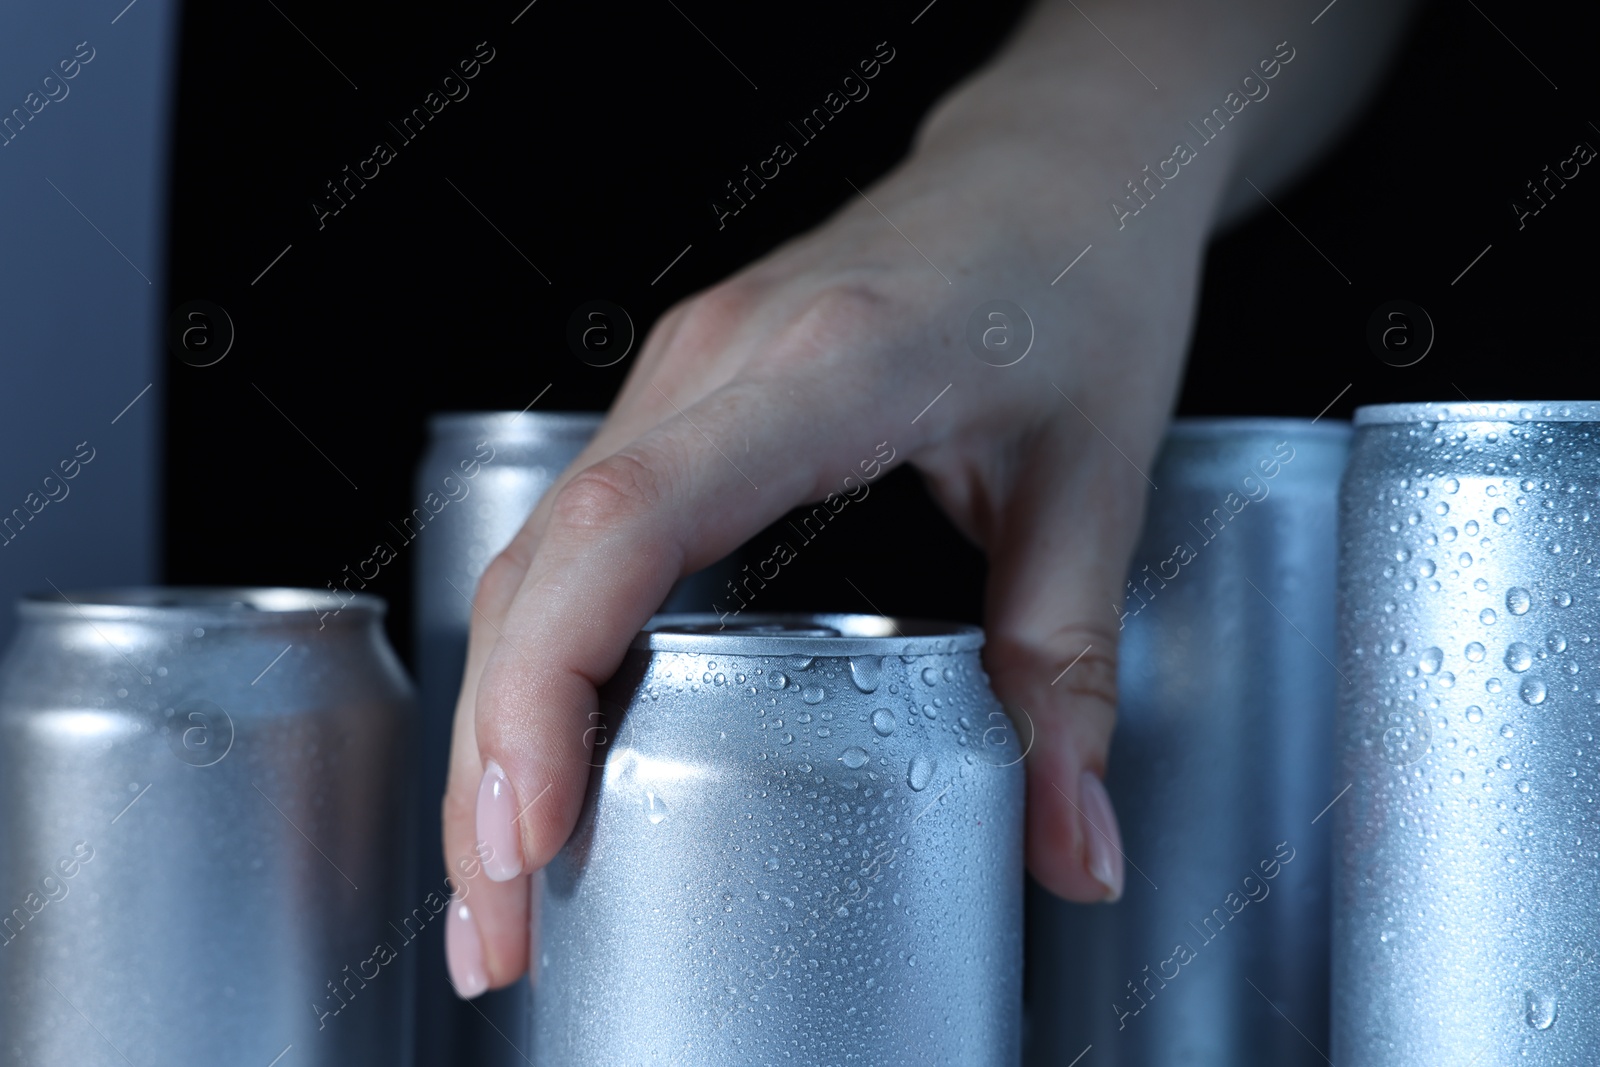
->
[1465, 642, 1486, 662]
[1505, 642, 1534, 672]
[849, 656, 883, 693]
[1525, 990, 1558, 1030]
[907, 755, 935, 791]
[1507, 587, 1532, 615]
[1521, 678, 1547, 705]
[645, 790, 669, 825]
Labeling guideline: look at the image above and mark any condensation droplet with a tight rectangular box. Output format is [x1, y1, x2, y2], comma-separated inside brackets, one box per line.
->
[1465, 642, 1486, 662]
[1493, 507, 1512, 525]
[1521, 678, 1547, 705]
[1525, 990, 1557, 1031]
[1465, 706, 1483, 723]
[907, 754, 935, 792]
[1507, 587, 1532, 616]
[849, 656, 883, 693]
[1481, 609, 1498, 626]
[645, 790, 669, 825]
[1419, 647, 1444, 674]
[1505, 643, 1534, 672]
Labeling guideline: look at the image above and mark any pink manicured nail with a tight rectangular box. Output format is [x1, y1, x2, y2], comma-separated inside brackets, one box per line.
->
[445, 899, 489, 999]
[476, 759, 524, 882]
[1079, 770, 1125, 902]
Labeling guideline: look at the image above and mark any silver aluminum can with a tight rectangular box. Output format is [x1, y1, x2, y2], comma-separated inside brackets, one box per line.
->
[1027, 418, 1351, 1066]
[1334, 401, 1600, 1066]
[412, 411, 602, 1066]
[0, 588, 414, 1067]
[412, 410, 739, 1064]
[532, 614, 1025, 1066]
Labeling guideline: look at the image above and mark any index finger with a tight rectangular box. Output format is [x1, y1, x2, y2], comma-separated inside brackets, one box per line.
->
[469, 376, 908, 882]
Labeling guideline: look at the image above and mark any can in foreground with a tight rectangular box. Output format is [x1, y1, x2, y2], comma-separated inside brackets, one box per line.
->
[1026, 418, 1349, 1066]
[532, 614, 1025, 1066]
[0, 588, 415, 1067]
[1335, 402, 1600, 1065]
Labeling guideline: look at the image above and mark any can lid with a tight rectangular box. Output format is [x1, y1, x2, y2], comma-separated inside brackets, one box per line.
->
[427, 410, 605, 443]
[16, 587, 384, 624]
[1166, 416, 1352, 439]
[632, 614, 983, 657]
[1355, 401, 1600, 426]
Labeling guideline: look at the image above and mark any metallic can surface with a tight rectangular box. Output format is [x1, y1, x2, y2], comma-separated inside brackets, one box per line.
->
[1026, 418, 1350, 1067]
[412, 410, 602, 1065]
[0, 588, 414, 1067]
[1334, 402, 1600, 1066]
[532, 614, 1025, 1066]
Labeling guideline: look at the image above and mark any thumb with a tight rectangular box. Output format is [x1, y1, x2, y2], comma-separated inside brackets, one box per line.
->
[979, 433, 1153, 903]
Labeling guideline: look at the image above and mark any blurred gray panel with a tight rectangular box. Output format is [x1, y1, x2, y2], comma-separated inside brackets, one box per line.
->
[0, 0, 177, 640]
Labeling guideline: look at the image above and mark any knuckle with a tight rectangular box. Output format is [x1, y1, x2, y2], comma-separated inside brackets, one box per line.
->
[988, 623, 1121, 710]
[548, 451, 666, 534]
[772, 284, 892, 363]
[662, 280, 756, 354]
[473, 545, 529, 617]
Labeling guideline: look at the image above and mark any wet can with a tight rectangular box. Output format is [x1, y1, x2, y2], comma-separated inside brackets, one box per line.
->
[412, 410, 602, 1065]
[1026, 418, 1351, 1066]
[0, 588, 415, 1067]
[532, 614, 1025, 1066]
[1334, 401, 1600, 1065]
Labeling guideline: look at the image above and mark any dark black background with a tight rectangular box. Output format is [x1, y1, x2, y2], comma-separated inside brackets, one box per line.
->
[164, 0, 1600, 659]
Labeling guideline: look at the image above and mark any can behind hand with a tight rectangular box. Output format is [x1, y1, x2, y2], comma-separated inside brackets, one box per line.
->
[0, 588, 415, 1067]
[1026, 418, 1349, 1066]
[532, 614, 1025, 1066]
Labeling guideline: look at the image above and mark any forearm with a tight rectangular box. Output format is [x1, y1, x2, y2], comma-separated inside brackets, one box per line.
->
[910, 0, 1422, 233]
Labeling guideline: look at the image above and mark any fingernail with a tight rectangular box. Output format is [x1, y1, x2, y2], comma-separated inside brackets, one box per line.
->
[1079, 770, 1125, 902]
[476, 759, 524, 882]
[445, 899, 489, 999]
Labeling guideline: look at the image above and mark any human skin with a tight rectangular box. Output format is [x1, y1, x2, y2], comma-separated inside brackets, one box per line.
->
[440, 0, 1420, 996]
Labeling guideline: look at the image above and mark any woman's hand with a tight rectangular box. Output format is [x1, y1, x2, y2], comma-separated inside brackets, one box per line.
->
[439, 0, 1421, 996]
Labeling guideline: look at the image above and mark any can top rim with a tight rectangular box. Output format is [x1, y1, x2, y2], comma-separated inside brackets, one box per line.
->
[16, 587, 385, 623]
[1355, 401, 1600, 426]
[1164, 416, 1352, 438]
[633, 614, 984, 656]
[427, 410, 605, 439]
